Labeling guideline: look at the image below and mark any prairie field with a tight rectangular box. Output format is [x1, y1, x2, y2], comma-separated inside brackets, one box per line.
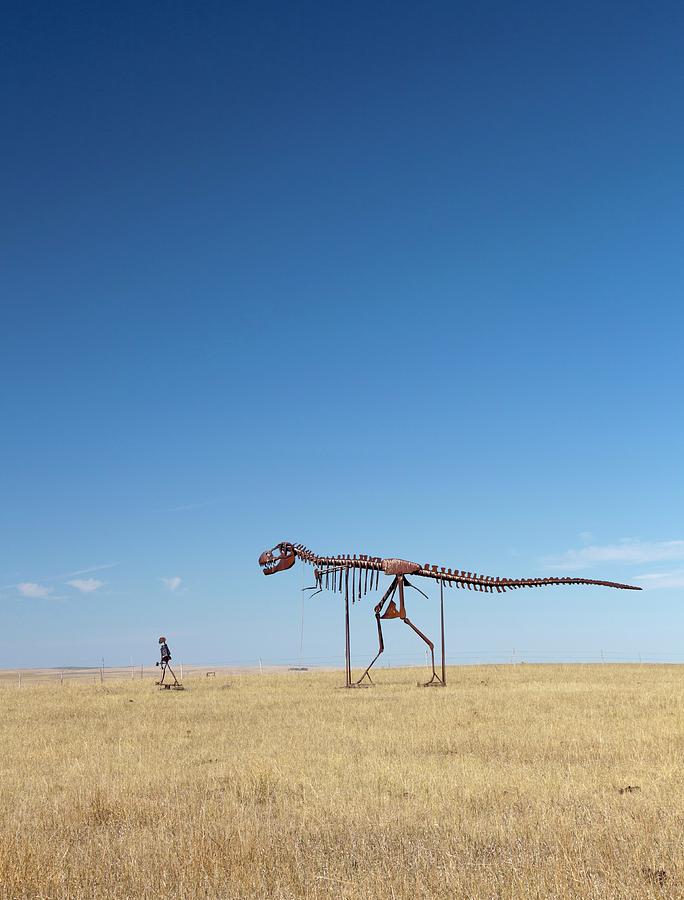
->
[2, 665, 684, 899]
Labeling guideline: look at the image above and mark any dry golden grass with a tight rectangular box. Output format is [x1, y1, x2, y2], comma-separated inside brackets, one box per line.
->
[2, 665, 684, 899]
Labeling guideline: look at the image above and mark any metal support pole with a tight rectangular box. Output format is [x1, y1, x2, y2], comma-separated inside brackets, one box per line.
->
[440, 580, 446, 686]
[344, 583, 351, 687]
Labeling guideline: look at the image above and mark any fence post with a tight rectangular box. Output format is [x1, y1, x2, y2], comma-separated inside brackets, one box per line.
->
[259, 658, 263, 675]
[60, 670, 64, 686]
[18, 672, 21, 689]
[180, 662, 183, 682]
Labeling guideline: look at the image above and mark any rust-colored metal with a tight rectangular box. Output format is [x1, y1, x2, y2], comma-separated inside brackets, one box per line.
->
[440, 580, 446, 686]
[258, 543, 296, 575]
[382, 558, 422, 576]
[258, 542, 641, 687]
[344, 577, 351, 687]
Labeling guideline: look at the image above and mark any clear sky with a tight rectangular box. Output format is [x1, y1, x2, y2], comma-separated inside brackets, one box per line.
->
[2, 1, 683, 669]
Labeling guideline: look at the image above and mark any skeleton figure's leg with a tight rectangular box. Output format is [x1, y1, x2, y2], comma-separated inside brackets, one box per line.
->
[158, 662, 167, 684]
[401, 615, 443, 685]
[397, 577, 443, 685]
[355, 577, 398, 685]
[164, 663, 179, 685]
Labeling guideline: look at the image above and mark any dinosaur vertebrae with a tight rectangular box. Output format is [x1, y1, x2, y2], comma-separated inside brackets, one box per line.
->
[415, 565, 640, 594]
[293, 544, 384, 602]
[292, 544, 640, 601]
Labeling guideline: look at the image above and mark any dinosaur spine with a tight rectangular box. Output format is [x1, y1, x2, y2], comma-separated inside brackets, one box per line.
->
[293, 543, 640, 599]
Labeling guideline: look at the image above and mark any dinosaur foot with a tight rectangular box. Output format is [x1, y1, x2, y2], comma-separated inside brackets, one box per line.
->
[418, 674, 446, 687]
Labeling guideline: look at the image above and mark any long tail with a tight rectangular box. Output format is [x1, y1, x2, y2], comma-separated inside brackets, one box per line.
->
[416, 564, 641, 593]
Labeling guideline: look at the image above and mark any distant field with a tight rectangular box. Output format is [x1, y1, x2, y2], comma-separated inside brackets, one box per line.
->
[0, 664, 272, 685]
[1, 665, 683, 898]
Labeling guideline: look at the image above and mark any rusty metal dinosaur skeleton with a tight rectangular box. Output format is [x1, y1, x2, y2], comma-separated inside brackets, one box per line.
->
[258, 542, 641, 687]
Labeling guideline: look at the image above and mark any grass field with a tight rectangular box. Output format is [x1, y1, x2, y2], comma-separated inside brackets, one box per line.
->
[1, 665, 684, 899]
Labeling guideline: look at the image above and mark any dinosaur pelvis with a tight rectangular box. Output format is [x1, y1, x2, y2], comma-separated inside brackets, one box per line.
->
[381, 600, 402, 620]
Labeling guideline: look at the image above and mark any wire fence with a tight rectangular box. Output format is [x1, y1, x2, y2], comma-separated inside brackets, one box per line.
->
[2, 649, 684, 686]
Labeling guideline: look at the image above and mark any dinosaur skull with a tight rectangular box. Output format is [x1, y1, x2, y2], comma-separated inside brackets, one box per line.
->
[259, 542, 296, 575]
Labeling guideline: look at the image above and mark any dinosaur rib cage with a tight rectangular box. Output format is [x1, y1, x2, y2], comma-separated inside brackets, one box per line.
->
[294, 544, 384, 602]
[292, 544, 640, 603]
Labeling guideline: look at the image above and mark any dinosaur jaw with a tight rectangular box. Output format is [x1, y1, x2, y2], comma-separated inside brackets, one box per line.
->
[259, 543, 296, 575]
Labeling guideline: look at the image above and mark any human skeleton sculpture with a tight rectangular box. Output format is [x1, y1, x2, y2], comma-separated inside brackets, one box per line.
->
[258, 542, 641, 686]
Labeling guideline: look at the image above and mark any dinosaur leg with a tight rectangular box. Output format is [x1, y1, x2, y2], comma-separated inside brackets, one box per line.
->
[400, 614, 443, 685]
[395, 578, 444, 685]
[355, 578, 397, 685]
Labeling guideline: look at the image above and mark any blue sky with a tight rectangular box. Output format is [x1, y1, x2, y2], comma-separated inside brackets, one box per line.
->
[2, 1, 683, 668]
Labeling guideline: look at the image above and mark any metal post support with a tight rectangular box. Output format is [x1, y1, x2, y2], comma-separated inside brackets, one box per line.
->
[440, 580, 446, 686]
[344, 585, 351, 687]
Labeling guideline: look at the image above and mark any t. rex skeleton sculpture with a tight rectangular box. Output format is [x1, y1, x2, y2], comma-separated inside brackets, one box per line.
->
[258, 542, 641, 687]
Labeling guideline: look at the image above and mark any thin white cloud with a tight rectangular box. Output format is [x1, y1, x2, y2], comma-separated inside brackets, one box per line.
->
[18, 582, 53, 599]
[543, 539, 684, 571]
[578, 531, 594, 544]
[161, 576, 182, 591]
[67, 578, 104, 593]
[0, 563, 118, 597]
[2, 562, 118, 592]
[169, 500, 217, 512]
[635, 570, 684, 590]
[64, 562, 118, 578]
[31, 562, 119, 584]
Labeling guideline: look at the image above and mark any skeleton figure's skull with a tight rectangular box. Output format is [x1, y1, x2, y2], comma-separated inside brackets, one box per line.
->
[258, 542, 296, 575]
